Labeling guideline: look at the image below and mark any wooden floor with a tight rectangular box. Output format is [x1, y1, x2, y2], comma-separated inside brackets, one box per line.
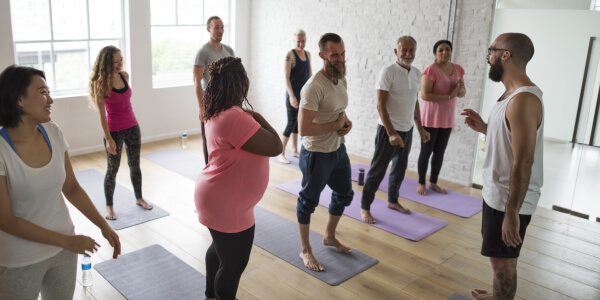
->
[67, 135, 600, 300]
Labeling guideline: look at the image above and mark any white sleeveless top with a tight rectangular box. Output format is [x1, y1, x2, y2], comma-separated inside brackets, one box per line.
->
[482, 86, 544, 215]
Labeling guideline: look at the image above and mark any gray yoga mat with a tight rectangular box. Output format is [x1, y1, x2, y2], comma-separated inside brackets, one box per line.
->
[75, 169, 169, 230]
[254, 206, 378, 286]
[269, 148, 301, 171]
[142, 148, 204, 181]
[94, 244, 205, 300]
[448, 293, 472, 300]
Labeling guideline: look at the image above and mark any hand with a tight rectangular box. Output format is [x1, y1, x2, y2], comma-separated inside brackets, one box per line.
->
[334, 112, 346, 130]
[106, 138, 117, 155]
[502, 212, 522, 247]
[449, 84, 460, 99]
[101, 226, 121, 259]
[461, 109, 487, 134]
[65, 235, 99, 255]
[338, 119, 352, 136]
[388, 133, 404, 147]
[419, 128, 431, 143]
[290, 96, 299, 109]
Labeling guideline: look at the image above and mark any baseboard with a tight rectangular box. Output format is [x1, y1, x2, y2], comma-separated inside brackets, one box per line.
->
[551, 205, 589, 220]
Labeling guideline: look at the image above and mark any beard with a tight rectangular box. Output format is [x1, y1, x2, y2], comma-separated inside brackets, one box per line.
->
[398, 57, 414, 68]
[488, 59, 503, 82]
[325, 59, 346, 80]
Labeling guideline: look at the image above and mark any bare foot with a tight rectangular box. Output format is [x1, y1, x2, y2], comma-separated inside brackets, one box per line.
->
[387, 202, 411, 214]
[471, 288, 493, 299]
[360, 209, 376, 224]
[136, 198, 153, 210]
[105, 205, 116, 220]
[429, 183, 448, 194]
[292, 151, 300, 158]
[277, 154, 290, 164]
[322, 236, 352, 253]
[300, 250, 324, 271]
[417, 184, 428, 196]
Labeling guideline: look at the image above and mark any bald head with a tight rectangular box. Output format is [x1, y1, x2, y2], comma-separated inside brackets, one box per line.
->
[498, 33, 534, 69]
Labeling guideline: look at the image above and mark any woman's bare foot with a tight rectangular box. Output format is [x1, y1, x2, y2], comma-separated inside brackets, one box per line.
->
[300, 250, 324, 271]
[429, 183, 448, 194]
[105, 205, 116, 220]
[292, 151, 300, 158]
[471, 288, 493, 299]
[136, 198, 153, 210]
[387, 203, 411, 214]
[360, 209, 376, 223]
[417, 184, 428, 196]
[322, 236, 352, 253]
[277, 154, 290, 164]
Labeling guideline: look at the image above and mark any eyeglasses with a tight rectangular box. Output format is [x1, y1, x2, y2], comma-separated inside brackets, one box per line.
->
[487, 47, 508, 55]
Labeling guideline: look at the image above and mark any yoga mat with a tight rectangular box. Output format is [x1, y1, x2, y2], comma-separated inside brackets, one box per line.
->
[269, 148, 301, 171]
[276, 180, 448, 241]
[253, 206, 378, 286]
[448, 293, 472, 300]
[351, 163, 482, 218]
[75, 169, 170, 230]
[142, 148, 204, 181]
[94, 244, 205, 300]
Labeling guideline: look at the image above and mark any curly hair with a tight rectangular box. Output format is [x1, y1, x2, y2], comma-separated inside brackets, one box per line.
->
[88, 45, 121, 109]
[202, 57, 252, 120]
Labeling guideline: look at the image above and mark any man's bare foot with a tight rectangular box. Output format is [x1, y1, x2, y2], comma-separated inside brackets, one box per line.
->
[322, 236, 352, 253]
[136, 198, 153, 210]
[417, 184, 428, 196]
[387, 202, 411, 214]
[292, 151, 300, 158]
[429, 183, 448, 194]
[277, 154, 290, 164]
[105, 205, 116, 220]
[360, 209, 376, 224]
[300, 250, 324, 271]
[471, 288, 493, 300]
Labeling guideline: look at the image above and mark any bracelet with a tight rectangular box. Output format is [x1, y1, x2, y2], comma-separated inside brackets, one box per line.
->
[448, 95, 451, 101]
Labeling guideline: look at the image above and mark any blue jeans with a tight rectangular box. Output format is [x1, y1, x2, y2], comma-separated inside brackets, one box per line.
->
[297, 144, 354, 224]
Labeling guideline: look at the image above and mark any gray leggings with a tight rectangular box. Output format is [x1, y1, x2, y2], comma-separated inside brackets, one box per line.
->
[0, 249, 77, 300]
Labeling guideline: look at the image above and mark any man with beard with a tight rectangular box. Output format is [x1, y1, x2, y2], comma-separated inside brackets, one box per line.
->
[462, 33, 543, 300]
[193, 16, 235, 119]
[360, 36, 430, 224]
[296, 33, 353, 272]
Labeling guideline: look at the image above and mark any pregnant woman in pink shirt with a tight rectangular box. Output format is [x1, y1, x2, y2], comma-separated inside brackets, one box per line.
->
[195, 57, 282, 300]
[417, 40, 467, 195]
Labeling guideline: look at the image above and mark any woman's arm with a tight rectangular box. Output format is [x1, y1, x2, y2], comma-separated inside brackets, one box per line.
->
[93, 84, 116, 155]
[420, 74, 459, 102]
[307, 51, 313, 77]
[241, 111, 283, 157]
[284, 51, 298, 108]
[62, 152, 121, 258]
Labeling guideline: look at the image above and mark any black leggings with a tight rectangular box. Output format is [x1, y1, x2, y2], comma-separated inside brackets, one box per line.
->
[417, 127, 452, 185]
[205, 225, 255, 300]
[282, 93, 299, 137]
[103, 124, 142, 206]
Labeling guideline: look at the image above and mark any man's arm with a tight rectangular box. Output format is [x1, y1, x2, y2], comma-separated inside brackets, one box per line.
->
[193, 65, 205, 120]
[298, 108, 346, 137]
[413, 100, 430, 143]
[462, 109, 487, 134]
[377, 90, 404, 146]
[502, 93, 543, 247]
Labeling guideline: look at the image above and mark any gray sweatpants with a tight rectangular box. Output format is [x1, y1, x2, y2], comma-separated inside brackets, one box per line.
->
[0, 248, 77, 300]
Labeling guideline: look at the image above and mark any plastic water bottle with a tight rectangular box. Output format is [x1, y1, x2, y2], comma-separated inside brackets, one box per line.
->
[181, 132, 188, 149]
[81, 255, 93, 287]
[358, 168, 365, 186]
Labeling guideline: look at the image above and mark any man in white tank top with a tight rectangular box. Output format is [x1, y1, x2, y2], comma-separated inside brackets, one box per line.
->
[462, 33, 543, 300]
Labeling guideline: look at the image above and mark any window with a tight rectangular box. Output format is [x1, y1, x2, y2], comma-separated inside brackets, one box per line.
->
[10, 0, 125, 97]
[150, 0, 230, 88]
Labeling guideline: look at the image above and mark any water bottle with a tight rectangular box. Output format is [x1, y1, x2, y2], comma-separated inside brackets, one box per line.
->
[181, 132, 188, 149]
[81, 255, 93, 287]
[358, 168, 365, 186]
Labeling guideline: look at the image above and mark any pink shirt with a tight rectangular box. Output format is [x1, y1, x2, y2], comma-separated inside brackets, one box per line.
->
[194, 106, 268, 233]
[420, 63, 465, 128]
[104, 73, 138, 132]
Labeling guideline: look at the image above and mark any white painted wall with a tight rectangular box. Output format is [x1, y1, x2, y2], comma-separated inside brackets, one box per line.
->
[496, 0, 592, 10]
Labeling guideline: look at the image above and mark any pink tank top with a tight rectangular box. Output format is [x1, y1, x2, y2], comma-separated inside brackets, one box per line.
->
[104, 73, 138, 132]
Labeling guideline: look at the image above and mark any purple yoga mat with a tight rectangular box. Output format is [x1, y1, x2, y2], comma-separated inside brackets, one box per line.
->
[276, 180, 448, 241]
[351, 163, 482, 218]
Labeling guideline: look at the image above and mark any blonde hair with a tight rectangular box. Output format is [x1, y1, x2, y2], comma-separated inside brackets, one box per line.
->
[88, 45, 121, 109]
[294, 29, 306, 36]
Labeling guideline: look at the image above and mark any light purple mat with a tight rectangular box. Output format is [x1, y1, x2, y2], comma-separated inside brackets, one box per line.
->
[351, 163, 482, 218]
[276, 180, 447, 241]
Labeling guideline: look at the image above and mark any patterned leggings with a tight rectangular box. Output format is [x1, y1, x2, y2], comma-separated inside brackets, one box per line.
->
[103, 124, 142, 206]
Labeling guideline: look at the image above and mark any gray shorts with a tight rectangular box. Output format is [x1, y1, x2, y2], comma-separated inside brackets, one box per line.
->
[0, 248, 77, 300]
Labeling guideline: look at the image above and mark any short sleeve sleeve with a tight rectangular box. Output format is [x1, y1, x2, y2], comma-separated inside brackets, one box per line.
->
[299, 81, 321, 111]
[422, 64, 437, 82]
[45, 122, 69, 154]
[375, 66, 392, 91]
[194, 47, 206, 67]
[216, 108, 261, 150]
[456, 64, 465, 79]
[226, 45, 235, 57]
[0, 153, 6, 176]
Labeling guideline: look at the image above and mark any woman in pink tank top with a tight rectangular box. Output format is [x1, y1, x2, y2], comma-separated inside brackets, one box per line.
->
[417, 40, 467, 196]
[89, 46, 152, 220]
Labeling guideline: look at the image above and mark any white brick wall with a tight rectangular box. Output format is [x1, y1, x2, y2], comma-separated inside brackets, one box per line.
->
[247, 0, 494, 186]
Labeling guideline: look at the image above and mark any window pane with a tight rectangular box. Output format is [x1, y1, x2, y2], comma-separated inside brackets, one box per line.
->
[177, 0, 203, 25]
[151, 0, 176, 25]
[10, 0, 51, 41]
[204, 0, 228, 24]
[15, 43, 55, 89]
[90, 40, 121, 70]
[89, 0, 123, 39]
[51, 0, 88, 40]
[53, 42, 89, 91]
[151, 26, 204, 86]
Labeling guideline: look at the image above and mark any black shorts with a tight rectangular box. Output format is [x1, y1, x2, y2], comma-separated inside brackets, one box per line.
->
[481, 200, 532, 258]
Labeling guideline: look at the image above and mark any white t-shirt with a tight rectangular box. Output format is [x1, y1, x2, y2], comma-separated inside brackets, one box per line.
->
[0, 122, 75, 267]
[482, 86, 544, 215]
[300, 72, 348, 153]
[376, 63, 421, 132]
